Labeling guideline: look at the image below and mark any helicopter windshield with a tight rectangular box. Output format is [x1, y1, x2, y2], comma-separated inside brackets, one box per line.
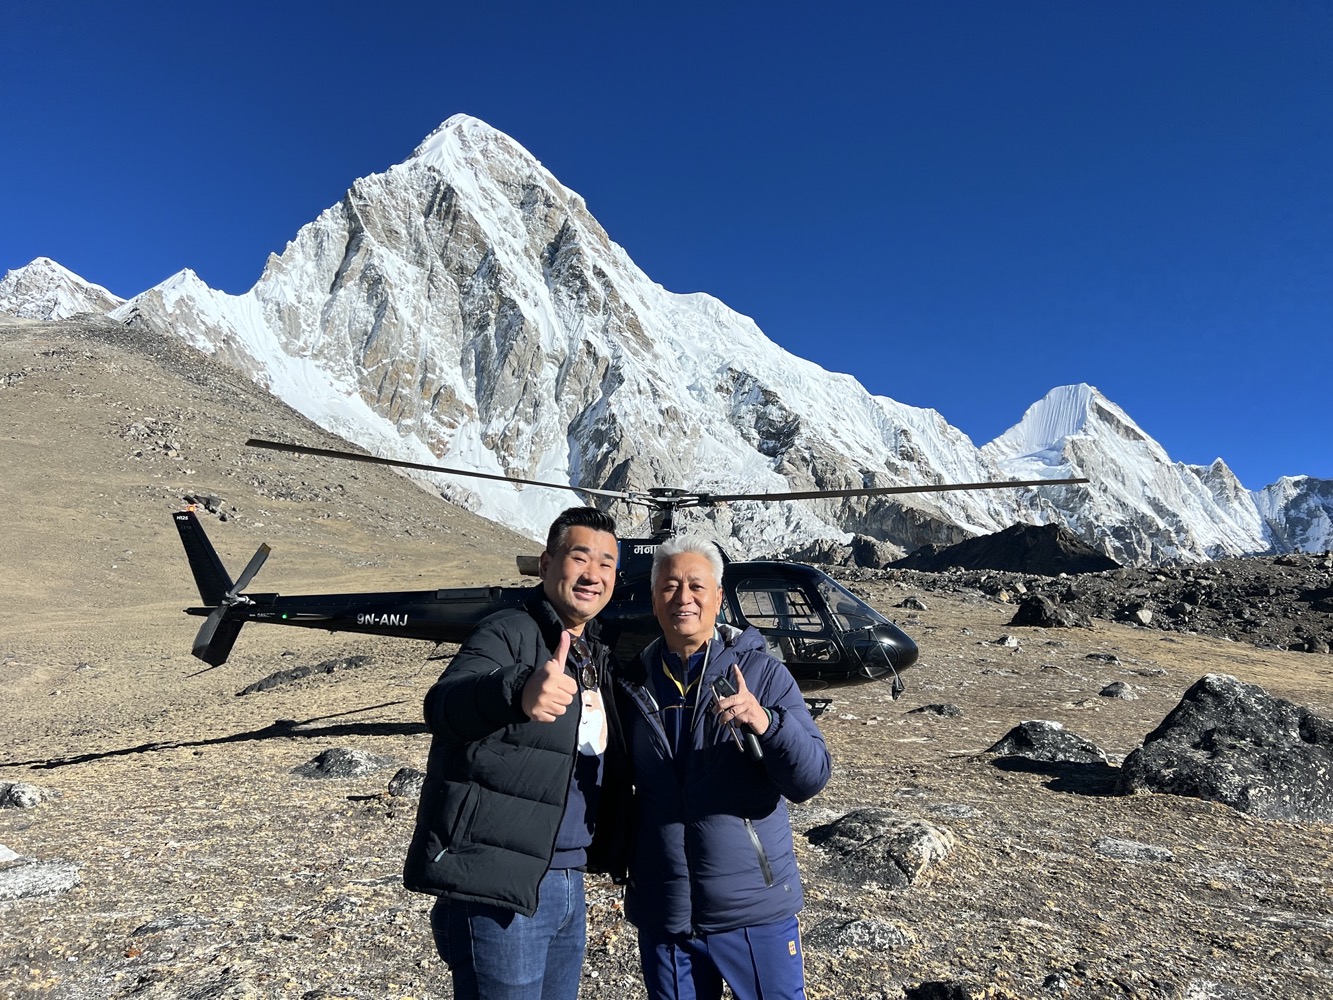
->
[731, 579, 825, 634]
[816, 575, 892, 632]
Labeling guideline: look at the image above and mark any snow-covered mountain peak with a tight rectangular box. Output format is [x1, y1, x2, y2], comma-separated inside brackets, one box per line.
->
[0, 257, 124, 320]
[984, 383, 1155, 467]
[81, 116, 1332, 561]
[412, 114, 518, 162]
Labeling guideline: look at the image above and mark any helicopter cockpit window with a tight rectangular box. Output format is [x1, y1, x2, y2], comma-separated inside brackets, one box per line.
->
[734, 583, 824, 633]
[816, 576, 892, 632]
[732, 578, 839, 664]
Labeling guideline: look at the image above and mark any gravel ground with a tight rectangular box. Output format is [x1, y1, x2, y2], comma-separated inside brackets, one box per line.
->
[3, 316, 1332, 999]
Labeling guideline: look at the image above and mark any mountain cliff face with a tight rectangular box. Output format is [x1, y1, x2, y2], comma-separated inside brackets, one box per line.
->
[5, 116, 1329, 562]
[1255, 477, 1333, 555]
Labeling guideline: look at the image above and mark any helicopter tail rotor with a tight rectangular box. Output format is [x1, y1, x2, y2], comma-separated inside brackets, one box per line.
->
[189, 542, 270, 667]
[174, 510, 271, 667]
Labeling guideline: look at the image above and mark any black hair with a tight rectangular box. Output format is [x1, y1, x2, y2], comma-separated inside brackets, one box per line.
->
[546, 506, 618, 554]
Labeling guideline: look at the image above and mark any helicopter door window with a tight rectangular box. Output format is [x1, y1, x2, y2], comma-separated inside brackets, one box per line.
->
[732, 580, 840, 664]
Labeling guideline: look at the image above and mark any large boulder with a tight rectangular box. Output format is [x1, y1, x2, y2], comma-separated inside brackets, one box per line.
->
[1008, 594, 1091, 628]
[804, 808, 954, 889]
[1117, 673, 1333, 821]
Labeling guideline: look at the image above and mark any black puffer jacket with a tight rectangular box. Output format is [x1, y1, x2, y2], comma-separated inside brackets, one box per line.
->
[403, 587, 629, 916]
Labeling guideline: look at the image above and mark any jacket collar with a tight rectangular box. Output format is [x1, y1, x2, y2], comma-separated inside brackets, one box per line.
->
[630, 623, 749, 686]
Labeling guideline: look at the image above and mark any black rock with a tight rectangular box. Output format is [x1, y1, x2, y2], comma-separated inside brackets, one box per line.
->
[1118, 673, 1333, 821]
[986, 720, 1108, 765]
[1009, 594, 1091, 628]
[907, 703, 963, 718]
[388, 766, 425, 799]
[293, 747, 396, 779]
[891, 522, 1121, 575]
[904, 982, 985, 1000]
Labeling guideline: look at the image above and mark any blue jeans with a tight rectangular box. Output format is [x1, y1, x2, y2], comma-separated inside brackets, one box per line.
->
[430, 868, 586, 1000]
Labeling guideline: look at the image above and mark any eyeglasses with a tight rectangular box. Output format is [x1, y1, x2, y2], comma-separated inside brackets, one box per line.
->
[569, 635, 598, 690]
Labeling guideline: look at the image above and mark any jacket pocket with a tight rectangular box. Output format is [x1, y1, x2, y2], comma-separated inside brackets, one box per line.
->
[744, 818, 774, 886]
[444, 782, 480, 852]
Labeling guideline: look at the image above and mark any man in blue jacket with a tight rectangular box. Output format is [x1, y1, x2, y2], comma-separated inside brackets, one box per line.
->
[616, 534, 832, 1000]
[403, 506, 628, 1000]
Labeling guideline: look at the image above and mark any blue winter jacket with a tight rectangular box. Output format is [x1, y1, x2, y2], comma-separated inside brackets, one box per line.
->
[616, 624, 831, 936]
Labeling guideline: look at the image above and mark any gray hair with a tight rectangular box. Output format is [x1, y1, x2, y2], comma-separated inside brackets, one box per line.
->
[650, 534, 724, 590]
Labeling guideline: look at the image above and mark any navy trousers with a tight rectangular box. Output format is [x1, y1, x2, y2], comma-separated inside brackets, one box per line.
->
[637, 916, 806, 1000]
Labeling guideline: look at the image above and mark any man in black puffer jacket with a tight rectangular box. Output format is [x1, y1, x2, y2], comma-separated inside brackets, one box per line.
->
[616, 534, 831, 1000]
[404, 506, 629, 1000]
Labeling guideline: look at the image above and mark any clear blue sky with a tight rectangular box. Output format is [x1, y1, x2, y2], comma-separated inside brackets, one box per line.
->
[4, 1, 1330, 488]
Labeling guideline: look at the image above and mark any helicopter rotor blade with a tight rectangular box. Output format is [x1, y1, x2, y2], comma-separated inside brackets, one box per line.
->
[229, 544, 271, 596]
[192, 609, 224, 659]
[246, 438, 634, 501]
[696, 477, 1090, 504]
[247, 438, 1088, 510]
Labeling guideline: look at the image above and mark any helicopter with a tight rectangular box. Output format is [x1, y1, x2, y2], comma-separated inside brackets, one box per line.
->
[176, 437, 1089, 699]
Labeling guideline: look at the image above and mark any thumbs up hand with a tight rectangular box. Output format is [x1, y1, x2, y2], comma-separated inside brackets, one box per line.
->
[521, 631, 579, 723]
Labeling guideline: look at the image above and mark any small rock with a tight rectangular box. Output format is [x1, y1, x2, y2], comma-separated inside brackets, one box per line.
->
[388, 767, 425, 799]
[0, 782, 58, 809]
[987, 720, 1108, 765]
[804, 916, 914, 955]
[806, 808, 954, 889]
[293, 748, 396, 779]
[904, 982, 985, 1000]
[906, 703, 963, 718]
[0, 857, 81, 901]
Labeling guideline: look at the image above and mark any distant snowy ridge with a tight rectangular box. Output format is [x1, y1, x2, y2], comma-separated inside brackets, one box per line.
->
[1254, 477, 1333, 554]
[0, 257, 124, 320]
[983, 385, 1271, 564]
[12, 115, 1330, 562]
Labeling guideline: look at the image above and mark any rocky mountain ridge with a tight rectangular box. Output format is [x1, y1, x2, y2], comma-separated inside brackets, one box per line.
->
[5, 115, 1330, 563]
[847, 548, 1333, 657]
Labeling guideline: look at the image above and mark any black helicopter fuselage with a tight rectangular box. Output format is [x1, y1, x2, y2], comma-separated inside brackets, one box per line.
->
[176, 510, 918, 689]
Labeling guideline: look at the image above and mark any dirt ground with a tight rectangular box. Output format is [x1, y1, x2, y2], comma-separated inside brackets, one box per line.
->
[3, 317, 1332, 999]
